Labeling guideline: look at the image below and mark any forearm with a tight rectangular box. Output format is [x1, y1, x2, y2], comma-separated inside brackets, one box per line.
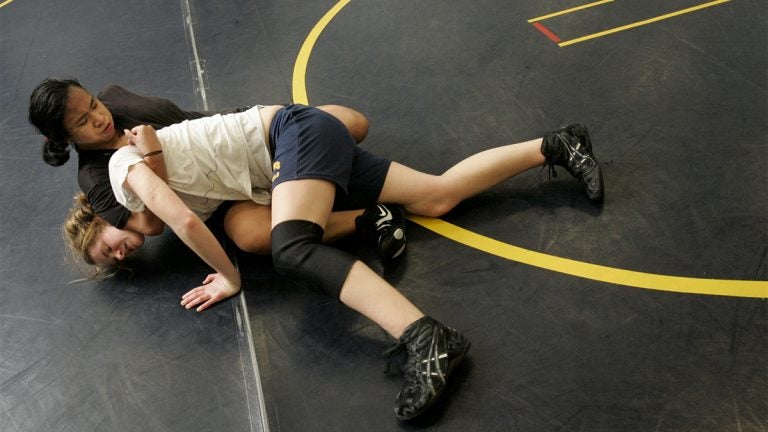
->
[173, 213, 240, 281]
[126, 164, 239, 282]
[142, 152, 167, 182]
[125, 126, 168, 182]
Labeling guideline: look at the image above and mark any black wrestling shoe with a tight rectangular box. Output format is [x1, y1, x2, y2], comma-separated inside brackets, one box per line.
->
[542, 123, 604, 202]
[355, 204, 407, 260]
[384, 316, 470, 421]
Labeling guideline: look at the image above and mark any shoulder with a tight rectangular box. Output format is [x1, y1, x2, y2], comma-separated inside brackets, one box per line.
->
[99, 86, 194, 129]
[99, 85, 172, 107]
[109, 146, 144, 167]
[98, 85, 151, 120]
[97, 85, 134, 103]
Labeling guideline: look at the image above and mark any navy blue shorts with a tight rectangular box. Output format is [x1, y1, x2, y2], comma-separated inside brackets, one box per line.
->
[269, 104, 391, 211]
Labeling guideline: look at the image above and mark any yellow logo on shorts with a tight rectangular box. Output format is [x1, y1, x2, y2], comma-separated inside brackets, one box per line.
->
[272, 160, 281, 182]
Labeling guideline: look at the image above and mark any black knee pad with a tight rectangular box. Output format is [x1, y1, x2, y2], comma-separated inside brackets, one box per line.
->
[271, 220, 356, 299]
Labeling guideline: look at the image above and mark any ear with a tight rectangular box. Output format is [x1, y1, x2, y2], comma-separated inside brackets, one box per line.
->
[91, 214, 109, 228]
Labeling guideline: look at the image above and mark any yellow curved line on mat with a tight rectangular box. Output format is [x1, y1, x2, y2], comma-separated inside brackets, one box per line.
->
[292, 0, 351, 104]
[410, 216, 768, 298]
[0, 0, 16, 8]
[291, 1, 768, 299]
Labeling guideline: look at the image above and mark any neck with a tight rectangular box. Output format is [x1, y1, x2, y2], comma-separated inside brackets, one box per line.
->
[86, 132, 127, 151]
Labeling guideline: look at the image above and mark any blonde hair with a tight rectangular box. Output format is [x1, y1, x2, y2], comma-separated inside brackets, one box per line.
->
[62, 192, 115, 278]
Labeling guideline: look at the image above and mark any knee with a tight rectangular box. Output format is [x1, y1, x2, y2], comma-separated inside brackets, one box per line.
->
[408, 192, 459, 218]
[271, 221, 324, 275]
[318, 104, 369, 143]
[417, 200, 457, 218]
[224, 218, 271, 254]
[347, 111, 369, 143]
[271, 220, 356, 298]
[232, 232, 271, 255]
[223, 202, 272, 254]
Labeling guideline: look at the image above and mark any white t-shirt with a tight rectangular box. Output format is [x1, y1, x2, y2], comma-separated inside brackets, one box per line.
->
[109, 106, 272, 221]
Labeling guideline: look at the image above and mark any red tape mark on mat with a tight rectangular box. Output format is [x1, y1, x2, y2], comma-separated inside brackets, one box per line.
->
[532, 22, 561, 43]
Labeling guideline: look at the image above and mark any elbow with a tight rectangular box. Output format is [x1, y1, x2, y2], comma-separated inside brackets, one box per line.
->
[176, 212, 203, 237]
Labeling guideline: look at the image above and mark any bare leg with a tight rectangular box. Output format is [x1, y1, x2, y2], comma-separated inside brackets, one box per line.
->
[271, 180, 423, 338]
[224, 200, 362, 254]
[378, 138, 545, 216]
[325, 210, 363, 243]
[271, 178, 468, 420]
[339, 261, 424, 337]
[316, 104, 369, 143]
[223, 201, 272, 254]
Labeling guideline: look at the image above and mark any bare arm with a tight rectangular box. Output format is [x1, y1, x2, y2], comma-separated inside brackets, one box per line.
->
[123, 161, 240, 311]
[124, 126, 169, 183]
[121, 126, 168, 235]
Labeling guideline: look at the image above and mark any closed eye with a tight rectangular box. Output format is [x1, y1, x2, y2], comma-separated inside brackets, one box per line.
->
[75, 96, 97, 127]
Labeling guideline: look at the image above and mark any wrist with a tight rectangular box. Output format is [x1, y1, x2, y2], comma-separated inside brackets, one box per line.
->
[227, 272, 242, 288]
[143, 149, 163, 158]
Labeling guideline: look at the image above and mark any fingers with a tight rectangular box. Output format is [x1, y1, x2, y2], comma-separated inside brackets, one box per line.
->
[124, 129, 135, 144]
[182, 289, 223, 312]
[181, 286, 208, 308]
[181, 285, 204, 301]
[179, 284, 225, 312]
[196, 297, 221, 313]
[125, 126, 148, 144]
[179, 274, 240, 312]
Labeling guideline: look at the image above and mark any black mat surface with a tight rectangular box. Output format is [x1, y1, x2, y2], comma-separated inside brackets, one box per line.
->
[2, 1, 766, 431]
[1, 1, 261, 431]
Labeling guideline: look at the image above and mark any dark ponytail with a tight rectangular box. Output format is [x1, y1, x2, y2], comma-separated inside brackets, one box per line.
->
[28, 78, 85, 167]
[41, 138, 71, 166]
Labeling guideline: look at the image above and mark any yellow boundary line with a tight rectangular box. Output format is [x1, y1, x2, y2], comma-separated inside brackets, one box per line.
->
[292, 0, 351, 104]
[0, 0, 15, 8]
[292, 0, 768, 299]
[528, 0, 614, 23]
[410, 216, 768, 298]
[559, 0, 732, 47]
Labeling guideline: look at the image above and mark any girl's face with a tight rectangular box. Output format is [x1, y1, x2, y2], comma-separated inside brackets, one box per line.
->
[88, 225, 145, 266]
[62, 86, 118, 149]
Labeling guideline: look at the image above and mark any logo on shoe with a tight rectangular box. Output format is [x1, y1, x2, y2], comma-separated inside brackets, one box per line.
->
[376, 205, 393, 228]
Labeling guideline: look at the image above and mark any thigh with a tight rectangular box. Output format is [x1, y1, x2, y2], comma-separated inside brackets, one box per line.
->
[271, 179, 337, 230]
[377, 162, 445, 215]
[223, 201, 272, 254]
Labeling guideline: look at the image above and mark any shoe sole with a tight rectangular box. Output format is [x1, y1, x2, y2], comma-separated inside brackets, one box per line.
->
[389, 228, 406, 259]
[379, 228, 407, 260]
